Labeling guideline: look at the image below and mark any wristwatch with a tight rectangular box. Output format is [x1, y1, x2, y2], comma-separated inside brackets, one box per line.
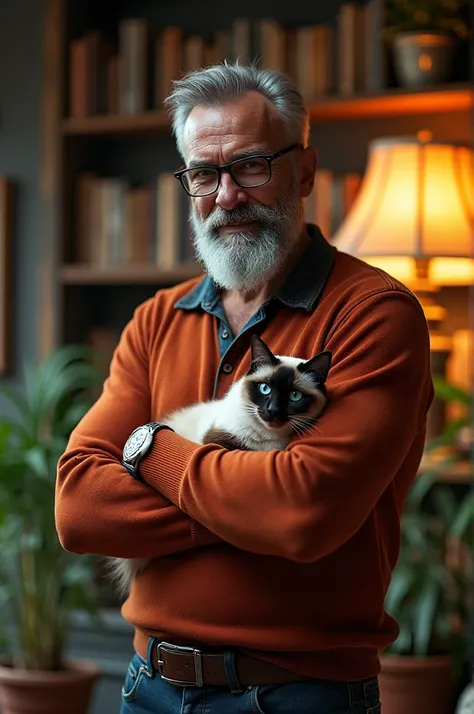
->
[122, 422, 173, 480]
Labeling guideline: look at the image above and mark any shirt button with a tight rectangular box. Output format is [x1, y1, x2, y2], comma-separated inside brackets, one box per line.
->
[223, 363, 233, 374]
[221, 329, 229, 339]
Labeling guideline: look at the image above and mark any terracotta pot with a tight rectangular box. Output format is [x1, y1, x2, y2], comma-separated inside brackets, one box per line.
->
[379, 654, 453, 714]
[392, 31, 456, 88]
[0, 659, 100, 714]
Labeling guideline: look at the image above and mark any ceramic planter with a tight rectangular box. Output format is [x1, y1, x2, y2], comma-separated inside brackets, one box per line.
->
[392, 31, 456, 88]
[379, 653, 453, 714]
[0, 659, 100, 714]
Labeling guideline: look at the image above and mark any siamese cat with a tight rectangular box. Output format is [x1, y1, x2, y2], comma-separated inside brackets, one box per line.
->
[109, 334, 332, 596]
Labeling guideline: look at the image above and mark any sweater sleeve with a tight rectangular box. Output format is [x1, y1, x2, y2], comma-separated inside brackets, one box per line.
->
[140, 289, 434, 563]
[55, 301, 221, 558]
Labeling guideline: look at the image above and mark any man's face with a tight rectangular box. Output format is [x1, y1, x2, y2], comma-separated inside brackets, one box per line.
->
[181, 91, 315, 291]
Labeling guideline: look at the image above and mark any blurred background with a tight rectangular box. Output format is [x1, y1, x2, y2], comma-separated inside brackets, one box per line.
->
[0, 1, 472, 713]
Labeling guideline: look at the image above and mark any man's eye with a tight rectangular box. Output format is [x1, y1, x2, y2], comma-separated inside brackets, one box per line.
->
[192, 169, 214, 179]
[242, 160, 261, 169]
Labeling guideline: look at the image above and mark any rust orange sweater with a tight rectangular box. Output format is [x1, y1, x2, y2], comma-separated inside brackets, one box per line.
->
[56, 232, 433, 681]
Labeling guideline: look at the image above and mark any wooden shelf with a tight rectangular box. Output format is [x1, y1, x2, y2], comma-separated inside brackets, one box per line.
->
[59, 262, 202, 285]
[309, 83, 473, 122]
[61, 110, 170, 136]
[61, 84, 473, 137]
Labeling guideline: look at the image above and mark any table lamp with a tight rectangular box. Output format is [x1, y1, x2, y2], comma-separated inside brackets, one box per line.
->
[332, 133, 474, 441]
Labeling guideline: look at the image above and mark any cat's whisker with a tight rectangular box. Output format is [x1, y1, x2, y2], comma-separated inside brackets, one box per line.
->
[289, 420, 307, 437]
[289, 415, 312, 426]
[289, 416, 321, 437]
[290, 425, 304, 437]
[291, 413, 314, 423]
[242, 404, 259, 417]
[291, 414, 317, 427]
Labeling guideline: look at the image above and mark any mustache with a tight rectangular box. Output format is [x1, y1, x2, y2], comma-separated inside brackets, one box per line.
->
[200, 204, 281, 232]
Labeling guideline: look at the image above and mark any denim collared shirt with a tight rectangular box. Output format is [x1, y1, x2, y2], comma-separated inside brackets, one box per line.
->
[174, 224, 336, 396]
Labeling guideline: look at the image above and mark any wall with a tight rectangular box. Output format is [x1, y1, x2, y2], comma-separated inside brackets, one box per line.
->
[0, 0, 44, 404]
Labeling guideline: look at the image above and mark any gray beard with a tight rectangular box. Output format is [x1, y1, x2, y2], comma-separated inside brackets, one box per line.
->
[189, 192, 303, 291]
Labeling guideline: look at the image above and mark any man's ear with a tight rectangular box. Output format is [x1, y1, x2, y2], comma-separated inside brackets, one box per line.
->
[299, 145, 318, 199]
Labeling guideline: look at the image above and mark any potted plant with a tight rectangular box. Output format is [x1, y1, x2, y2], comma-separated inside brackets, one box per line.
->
[379, 377, 474, 714]
[382, 0, 470, 88]
[0, 345, 103, 714]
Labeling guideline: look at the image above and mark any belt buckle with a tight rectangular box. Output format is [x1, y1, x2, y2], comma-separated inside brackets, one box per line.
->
[156, 641, 204, 687]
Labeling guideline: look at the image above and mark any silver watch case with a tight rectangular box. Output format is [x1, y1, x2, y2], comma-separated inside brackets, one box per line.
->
[123, 422, 160, 466]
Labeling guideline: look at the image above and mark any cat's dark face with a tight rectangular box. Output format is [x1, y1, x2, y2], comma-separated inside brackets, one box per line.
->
[244, 335, 332, 434]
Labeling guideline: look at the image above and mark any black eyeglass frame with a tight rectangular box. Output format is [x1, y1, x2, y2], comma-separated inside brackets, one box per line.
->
[173, 143, 304, 197]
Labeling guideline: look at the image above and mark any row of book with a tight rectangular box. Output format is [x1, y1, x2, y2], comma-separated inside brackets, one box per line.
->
[69, 2, 383, 118]
[74, 169, 362, 269]
[306, 171, 362, 242]
[75, 172, 190, 268]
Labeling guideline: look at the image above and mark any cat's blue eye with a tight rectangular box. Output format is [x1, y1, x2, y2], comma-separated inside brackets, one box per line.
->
[289, 390, 303, 402]
[258, 383, 272, 395]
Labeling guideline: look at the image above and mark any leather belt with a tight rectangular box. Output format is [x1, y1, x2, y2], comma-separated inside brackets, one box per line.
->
[150, 641, 308, 688]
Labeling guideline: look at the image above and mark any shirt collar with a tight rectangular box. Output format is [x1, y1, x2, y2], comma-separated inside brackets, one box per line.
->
[174, 223, 336, 313]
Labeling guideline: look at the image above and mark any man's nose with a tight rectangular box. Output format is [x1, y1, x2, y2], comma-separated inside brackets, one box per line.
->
[215, 171, 249, 211]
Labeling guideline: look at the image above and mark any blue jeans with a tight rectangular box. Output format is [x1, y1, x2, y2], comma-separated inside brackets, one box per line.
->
[119, 650, 381, 714]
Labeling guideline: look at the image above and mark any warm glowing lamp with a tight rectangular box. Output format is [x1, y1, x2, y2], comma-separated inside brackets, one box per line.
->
[332, 134, 474, 440]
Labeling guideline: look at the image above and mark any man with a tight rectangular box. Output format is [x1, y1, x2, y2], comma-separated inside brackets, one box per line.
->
[55, 62, 433, 714]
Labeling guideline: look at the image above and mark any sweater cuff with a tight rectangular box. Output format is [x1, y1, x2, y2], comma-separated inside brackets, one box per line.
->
[139, 428, 199, 506]
[190, 519, 222, 546]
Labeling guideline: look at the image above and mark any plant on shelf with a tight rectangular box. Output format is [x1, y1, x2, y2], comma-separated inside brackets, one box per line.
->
[382, 0, 470, 88]
[379, 377, 473, 714]
[383, 0, 470, 42]
[0, 345, 103, 714]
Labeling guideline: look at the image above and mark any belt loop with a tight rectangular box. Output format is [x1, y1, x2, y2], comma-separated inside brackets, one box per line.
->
[146, 637, 157, 679]
[223, 650, 243, 695]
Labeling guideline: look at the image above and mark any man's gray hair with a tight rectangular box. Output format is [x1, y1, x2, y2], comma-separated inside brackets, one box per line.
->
[165, 61, 310, 159]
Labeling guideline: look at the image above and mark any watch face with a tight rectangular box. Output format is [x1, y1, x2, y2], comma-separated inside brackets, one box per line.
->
[124, 426, 148, 460]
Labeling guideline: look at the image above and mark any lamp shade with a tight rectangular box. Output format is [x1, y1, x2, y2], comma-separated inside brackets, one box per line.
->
[332, 137, 474, 285]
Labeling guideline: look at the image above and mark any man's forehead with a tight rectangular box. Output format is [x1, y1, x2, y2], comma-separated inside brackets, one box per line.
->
[183, 93, 283, 158]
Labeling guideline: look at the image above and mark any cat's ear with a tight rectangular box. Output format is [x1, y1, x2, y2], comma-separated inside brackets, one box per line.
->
[248, 335, 279, 373]
[298, 350, 332, 384]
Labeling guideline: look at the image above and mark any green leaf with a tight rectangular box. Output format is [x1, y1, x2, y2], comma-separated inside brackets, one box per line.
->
[63, 559, 96, 586]
[23, 447, 50, 481]
[431, 486, 458, 528]
[388, 624, 413, 654]
[0, 385, 31, 425]
[413, 578, 442, 655]
[385, 563, 416, 615]
[451, 493, 474, 539]
[433, 376, 471, 406]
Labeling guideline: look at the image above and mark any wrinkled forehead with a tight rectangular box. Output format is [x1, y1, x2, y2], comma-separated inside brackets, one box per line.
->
[183, 92, 285, 162]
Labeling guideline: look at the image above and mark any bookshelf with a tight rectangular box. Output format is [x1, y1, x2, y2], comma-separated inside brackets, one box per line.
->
[59, 262, 202, 285]
[40, 0, 473, 485]
[61, 83, 474, 137]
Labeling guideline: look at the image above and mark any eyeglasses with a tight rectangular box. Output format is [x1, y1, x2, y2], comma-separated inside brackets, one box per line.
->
[173, 143, 303, 197]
